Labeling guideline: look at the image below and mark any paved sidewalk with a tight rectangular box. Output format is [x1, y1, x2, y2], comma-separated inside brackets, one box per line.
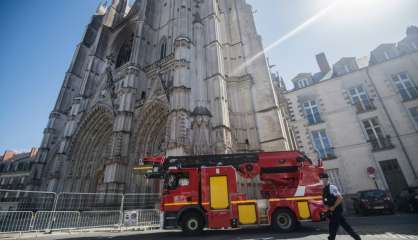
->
[1, 214, 417, 240]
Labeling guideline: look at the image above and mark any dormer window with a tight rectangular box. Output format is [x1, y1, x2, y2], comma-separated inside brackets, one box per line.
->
[343, 65, 351, 74]
[297, 78, 309, 88]
[383, 51, 391, 60]
[412, 42, 417, 50]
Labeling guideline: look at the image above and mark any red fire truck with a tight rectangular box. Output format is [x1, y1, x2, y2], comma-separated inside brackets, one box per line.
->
[140, 151, 326, 235]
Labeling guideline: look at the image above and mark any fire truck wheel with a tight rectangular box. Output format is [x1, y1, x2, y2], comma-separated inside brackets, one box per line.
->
[272, 209, 296, 233]
[181, 212, 204, 235]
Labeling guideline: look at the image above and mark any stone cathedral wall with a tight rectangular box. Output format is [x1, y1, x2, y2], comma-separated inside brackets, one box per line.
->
[31, 0, 292, 193]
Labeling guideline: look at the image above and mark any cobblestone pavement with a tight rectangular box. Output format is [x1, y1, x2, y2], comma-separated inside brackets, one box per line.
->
[3, 214, 418, 240]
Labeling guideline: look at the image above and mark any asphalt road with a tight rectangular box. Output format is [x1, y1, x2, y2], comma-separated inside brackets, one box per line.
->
[4, 213, 418, 240]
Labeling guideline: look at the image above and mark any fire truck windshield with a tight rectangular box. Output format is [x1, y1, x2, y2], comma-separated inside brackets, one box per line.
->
[164, 172, 189, 190]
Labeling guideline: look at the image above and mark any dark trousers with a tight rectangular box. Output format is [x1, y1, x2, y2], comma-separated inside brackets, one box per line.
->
[328, 210, 361, 240]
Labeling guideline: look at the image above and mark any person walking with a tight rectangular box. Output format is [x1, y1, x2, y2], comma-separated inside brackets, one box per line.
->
[320, 173, 362, 240]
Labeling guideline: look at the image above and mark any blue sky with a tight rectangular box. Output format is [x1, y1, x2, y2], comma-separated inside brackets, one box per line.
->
[0, 0, 417, 153]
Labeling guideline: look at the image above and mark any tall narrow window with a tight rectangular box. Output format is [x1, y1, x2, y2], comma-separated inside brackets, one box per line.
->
[303, 100, 321, 125]
[383, 51, 391, 60]
[411, 41, 417, 50]
[362, 118, 392, 151]
[344, 65, 351, 74]
[311, 129, 334, 159]
[392, 72, 418, 101]
[409, 107, 418, 126]
[349, 86, 373, 113]
[160, 39, 167, 60]
[298, 78, 309, 88]
[116, 34, 134, 68]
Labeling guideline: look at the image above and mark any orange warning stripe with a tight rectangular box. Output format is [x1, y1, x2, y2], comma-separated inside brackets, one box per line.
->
[231, 200, 257, 204]
[269, 195, 322, 202]
[164, 202, 198, 206]
[163, 196, 322, 207]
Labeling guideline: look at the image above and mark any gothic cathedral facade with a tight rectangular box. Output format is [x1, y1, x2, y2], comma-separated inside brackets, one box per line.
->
[32, 0, 293, 193]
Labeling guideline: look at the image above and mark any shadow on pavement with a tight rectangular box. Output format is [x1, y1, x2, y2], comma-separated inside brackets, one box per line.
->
[37, 214, 418, 240]
[56, 225, 418, 240]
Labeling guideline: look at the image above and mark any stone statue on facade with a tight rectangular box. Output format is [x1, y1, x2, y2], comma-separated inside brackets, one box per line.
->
[104, 54, 117, 109]
[191, 106, 212, 155]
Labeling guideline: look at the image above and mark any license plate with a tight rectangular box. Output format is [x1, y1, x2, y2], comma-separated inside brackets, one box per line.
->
[374, 206, 384, 209]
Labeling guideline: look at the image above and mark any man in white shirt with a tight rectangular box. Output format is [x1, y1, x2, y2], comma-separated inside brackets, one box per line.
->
[320, 173, 361, 240]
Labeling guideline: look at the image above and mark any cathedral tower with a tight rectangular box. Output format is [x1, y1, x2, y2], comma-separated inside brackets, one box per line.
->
[31, 0, 293, 193]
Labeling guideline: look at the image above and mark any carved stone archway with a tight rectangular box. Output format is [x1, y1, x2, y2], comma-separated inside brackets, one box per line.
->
[130, 98, 169, 193]
[65, 106, 113, 193]
[135, 99, 169, 158]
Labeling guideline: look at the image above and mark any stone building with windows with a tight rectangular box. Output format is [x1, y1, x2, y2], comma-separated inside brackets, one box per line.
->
[0, 148, 38, 210]
[31, 0, 292, 193]
[284, 26, 418, 199]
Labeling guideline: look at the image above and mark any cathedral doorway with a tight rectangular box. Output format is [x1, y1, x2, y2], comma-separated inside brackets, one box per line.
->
[67, 107, 113, 193]
[133, 99, 169, 193]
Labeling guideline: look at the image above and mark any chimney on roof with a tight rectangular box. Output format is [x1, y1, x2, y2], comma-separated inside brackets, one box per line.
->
[30, 148, 38, 157]
[406, 25, 418, 36]
[316, 52, 331, 74]
[2, 150, 16, 161]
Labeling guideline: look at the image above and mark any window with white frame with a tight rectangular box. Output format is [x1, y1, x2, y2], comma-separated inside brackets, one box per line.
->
[326, 168, 344, 194]
[409, 107, 418, 125]
[343, 65, 351, 74]
[349, 85, 373, 112]
[392, 72, 418, 101]
[383, 51, 391, 60]
[311, 129, 334, 159]
[303, 100, 322, 125]
[298, 78, 309, 88]
[362, 117, 389, 150]
[412, 41, 417, 50]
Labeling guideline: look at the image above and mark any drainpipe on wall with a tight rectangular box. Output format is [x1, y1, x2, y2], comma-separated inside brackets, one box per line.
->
[365, 67, 418, 180]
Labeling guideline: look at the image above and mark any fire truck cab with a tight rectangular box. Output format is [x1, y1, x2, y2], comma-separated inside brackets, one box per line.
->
[141, 151, 326, 235]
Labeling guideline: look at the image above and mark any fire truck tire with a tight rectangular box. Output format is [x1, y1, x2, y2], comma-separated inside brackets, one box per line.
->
[180, 212, 204, 235]
[272, 208, 297, 233]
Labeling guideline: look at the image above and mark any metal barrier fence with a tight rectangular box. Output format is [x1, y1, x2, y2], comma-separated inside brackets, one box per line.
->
[0, 189, 161, 234]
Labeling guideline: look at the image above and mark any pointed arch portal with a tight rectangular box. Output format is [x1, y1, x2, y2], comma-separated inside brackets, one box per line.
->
[67, 107, 113, 193]
[135, 99, 169, 159]
[132, 99, 169, 193]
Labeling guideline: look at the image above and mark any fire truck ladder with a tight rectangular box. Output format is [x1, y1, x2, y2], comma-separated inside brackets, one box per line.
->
[163, 153, 258, 170]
